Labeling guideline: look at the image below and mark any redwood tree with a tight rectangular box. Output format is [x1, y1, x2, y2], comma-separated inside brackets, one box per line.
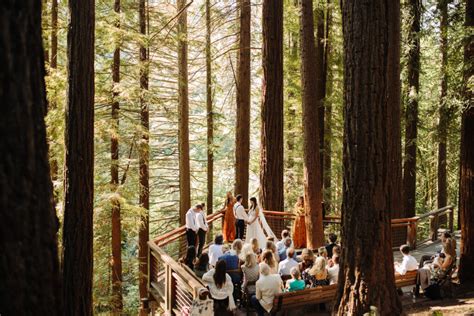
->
[206, 0, 214, 214]
[334, 0, 402, 314]
[301, 0, 324, 249]
[260, 0, 284, 212]
[0, 1, 62, 314]
[403, 0, 421, 218]
[458, 0, 474, 284]
[235, 0, 251, 208]
[178, 0, 191, 225]
[62, 0, 95, 314]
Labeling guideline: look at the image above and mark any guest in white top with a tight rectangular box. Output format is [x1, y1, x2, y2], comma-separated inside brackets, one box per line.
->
[208, 234, 224, 266]
[276, 230, 294, 252]
[196, 203, 209, 256]
[185, 205, 202, 248]
[234, 194, 248, 240]
[202, 260, 236, 313]
[394, 244, 418, 275]
[278, 248, 299, 276]
[251, 263, 283, 316]
[327, 255, 340, 285]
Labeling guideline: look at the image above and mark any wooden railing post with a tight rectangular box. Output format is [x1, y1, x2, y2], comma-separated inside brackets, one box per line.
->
[448, 207, 454, 232]
[407, 221, 417, 249]
[165, 264, 175, 313]
[429, 215, 438, 241]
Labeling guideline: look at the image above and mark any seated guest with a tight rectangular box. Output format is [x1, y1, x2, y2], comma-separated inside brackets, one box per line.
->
[394, 244, 418, 275]
[327, 255, 340, 285]
[278, 237, 293, 261]
[276, 230, 293, 252]
[264, 240, 280, 263]
[232, 238, 243, 257]
[325, 233, 338, 258]
[286, 267, 305, 292]
[218, 242, 241, 283]
[209, 234, 224, 267]
[251, 263, 283, 316]
[298, 248, 315, 271]
[261, 249, 278, 274]
[202, 260, 235, 314]
[278, 247, 299, 276]
[194, 252, 210, 278]
[241, 252, 259, 294]
[303, 257, 329, 287]
[318, 246, 328, 259]
[251, 238, 262, 257]
[179, 246, 196, 271]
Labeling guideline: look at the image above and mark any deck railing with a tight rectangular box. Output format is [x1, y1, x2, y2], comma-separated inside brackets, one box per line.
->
[145, 205, 454, 315]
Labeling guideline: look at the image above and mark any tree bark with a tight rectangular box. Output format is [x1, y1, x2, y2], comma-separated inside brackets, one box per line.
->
[62, 0, 95, 314]
[178, 0, 191, 225]
[0, 1, 62, 314]
[334, 0, 402, 314]
[235, 0, 251, 208]
[138, 0, 150, 309]
[260, 0, 284, 212]
[301, 0, 324, 249]
[458, 0, 474, 284]
[111, 0, 122, 311]
[403, 0, 421, 218]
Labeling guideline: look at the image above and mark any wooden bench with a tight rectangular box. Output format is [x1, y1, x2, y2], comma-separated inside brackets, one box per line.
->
[270, 270, 418, 315]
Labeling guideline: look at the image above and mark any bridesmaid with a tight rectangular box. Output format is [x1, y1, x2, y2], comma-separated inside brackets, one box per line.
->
[222, 192, 236, 243]
[292, 196, 306, 249]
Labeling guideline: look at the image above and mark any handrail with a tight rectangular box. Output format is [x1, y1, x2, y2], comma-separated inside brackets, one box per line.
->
[414, 205, 453, 221]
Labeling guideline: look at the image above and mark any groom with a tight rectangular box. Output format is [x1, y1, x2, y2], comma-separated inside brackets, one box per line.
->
[233, 194, 248, 240]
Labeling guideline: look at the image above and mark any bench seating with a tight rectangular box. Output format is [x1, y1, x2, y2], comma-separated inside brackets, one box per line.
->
[270, 270, 418, 315]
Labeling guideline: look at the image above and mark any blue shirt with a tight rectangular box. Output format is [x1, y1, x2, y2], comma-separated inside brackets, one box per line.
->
[218, 252, 241, 283]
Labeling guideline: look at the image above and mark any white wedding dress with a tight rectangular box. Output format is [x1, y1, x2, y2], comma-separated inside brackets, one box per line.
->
[245, 206, 277, 249]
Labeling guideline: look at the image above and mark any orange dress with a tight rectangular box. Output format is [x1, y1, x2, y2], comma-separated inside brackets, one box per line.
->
[222, 199, 236, 242]
[292, 206, 306, 249]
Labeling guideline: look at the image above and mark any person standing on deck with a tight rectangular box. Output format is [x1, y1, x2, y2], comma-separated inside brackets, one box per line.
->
[185, 204, 202, 248]
[234, 194, 248, 240]
[292, 196, 306, 249]
[222, 192, 236, 242]
[196, 203, 209, 256]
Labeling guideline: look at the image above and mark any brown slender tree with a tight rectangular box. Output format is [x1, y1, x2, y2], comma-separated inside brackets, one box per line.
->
[206, 0, 214, 216]
[458, 0, 474, 284]
[235, 0, 251, 208]
[178, 0, 191, 225]
[62, 0, 95, 314]
[138, 0, 150, 310]
[315, 1, 326, 187]
[403, 0, 421, 218]
[334, 0, 402, 314]
[300, 0, 324, 249]
[0, 1, 62, 314]
[260, 0, 284, 212]
[111, 0, 123, 311]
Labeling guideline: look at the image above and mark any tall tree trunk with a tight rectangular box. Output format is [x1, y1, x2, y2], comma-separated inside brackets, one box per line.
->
[260, 0, 284, 212]
[0, 1, 62, 314]
[301, 0, 324, 249]
[138, 0, 150, 310]
[62, 0, 95, 314]
[111, 0, 122, 312]
[458, 0, 474, 284]
[206, 0, 214, 233]
[235, 0, 251, 208]
[403, 0, 421, 218]
[334, 0, 402, 314]
[178, 0, 191, 225]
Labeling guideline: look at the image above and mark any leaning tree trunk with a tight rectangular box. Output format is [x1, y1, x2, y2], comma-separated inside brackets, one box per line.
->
[235, 0, 251, 208]
[178, 0, 191, 225]
[260, 0, 284, 212]
[0, 1, 62, 314]
[138, 0, 150, 310]
[301, 0, 324, 249]
[458, 0, 474, 284]
[403, 0, 421, 218]
[111, 0, 123, 311]
[62, 0, 95, 314]
[334, 0, 403, 314]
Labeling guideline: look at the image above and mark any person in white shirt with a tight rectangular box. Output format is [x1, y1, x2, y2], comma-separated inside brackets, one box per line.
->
[202, 259, 236, 313]
[185, 205, 202, 248]
[327, 255, 340, 285]
[196, 203, 209, 256]
[278, 247, 299, 276]
[209, 234, 225, 266]
[394, 244, 418, 275]
[276, 230, 294, 253]
[234, 194, 249, 240]
[251, 263, 283, 316]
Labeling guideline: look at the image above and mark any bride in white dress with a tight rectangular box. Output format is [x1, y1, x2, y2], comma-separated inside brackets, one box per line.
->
[245, 197, 277, 249]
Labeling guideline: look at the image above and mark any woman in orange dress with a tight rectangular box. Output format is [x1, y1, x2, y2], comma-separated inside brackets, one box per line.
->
[222, 192, 236, 242]
[292, 196, 306, 249]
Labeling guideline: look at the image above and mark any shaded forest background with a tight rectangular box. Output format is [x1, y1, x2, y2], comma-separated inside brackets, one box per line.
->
[39, 0, 466, 312]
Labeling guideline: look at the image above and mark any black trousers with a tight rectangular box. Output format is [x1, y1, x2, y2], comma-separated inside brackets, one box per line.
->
[197, 228, 207, 256]
[186, 229, 196, 248]
[235, 219, 245, 240]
